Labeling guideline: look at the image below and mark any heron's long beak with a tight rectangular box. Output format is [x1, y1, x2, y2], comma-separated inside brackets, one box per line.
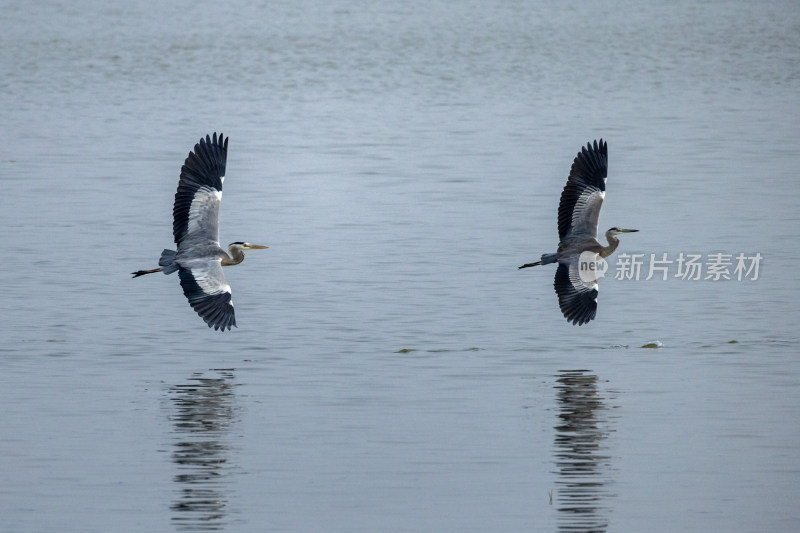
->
[249, 244, 269, 249]
[620, 229, 638, 233]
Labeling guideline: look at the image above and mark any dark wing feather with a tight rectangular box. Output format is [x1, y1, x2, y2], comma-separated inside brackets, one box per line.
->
[554, 263, 598, 326]
[173, 133, 228, 245]
[557, 139, 607, 240]
[178, 263, 237, 331]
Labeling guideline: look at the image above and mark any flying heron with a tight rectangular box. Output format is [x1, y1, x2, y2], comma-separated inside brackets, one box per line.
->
[519, 139, 637, 325]
[132, 133, 268, 331]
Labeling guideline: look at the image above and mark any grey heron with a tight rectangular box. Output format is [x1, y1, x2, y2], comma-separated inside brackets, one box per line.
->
[132, 133, 268, 331]
[519, 139, 637, 325]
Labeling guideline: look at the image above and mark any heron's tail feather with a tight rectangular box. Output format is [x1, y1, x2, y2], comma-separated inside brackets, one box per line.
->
[158, 249, 179, 275]
[519, 252, 557, 269]
[539, 253, 557, 265]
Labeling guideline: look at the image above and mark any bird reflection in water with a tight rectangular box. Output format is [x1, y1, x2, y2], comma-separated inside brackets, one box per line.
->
[169, 369, 239, 531]
[553, 370, 616, 532]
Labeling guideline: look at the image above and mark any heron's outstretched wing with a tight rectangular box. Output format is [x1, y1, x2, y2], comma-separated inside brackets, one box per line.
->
[178, 261, 237, 331]
[173, 133, 228, 246]
[557, 139, 607, 240]
[554, 262, 598, 326]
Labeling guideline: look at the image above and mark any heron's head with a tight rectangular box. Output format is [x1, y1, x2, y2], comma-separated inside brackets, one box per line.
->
[607, 227, 638, 237]
[229, 241, 269, 251]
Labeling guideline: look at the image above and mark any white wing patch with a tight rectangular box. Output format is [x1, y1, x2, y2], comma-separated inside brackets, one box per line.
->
[178, 261, 236, 331]
[192, 262, 231, 296]
[568, 261, 599, 295]
[555, 262, 599, 325]
[187, 186, 222, 237]
[570, 189, 605, 231]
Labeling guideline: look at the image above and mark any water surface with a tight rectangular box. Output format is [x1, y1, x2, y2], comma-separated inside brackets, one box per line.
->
[2, 1, 800, 531]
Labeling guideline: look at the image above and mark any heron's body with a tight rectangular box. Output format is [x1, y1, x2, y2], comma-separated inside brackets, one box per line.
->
[519, 139, 637, 325]
[132, 133, 267, 331]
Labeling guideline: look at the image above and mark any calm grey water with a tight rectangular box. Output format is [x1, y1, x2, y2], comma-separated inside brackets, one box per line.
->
[2, 0, 800, 531]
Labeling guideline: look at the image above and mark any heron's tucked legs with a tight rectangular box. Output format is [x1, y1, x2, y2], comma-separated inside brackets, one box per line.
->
[131, 267, 162, 278]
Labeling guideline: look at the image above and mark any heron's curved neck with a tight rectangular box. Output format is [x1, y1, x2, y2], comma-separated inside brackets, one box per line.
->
[600, 231, 620, 258]
[221, 245, 245, 266]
